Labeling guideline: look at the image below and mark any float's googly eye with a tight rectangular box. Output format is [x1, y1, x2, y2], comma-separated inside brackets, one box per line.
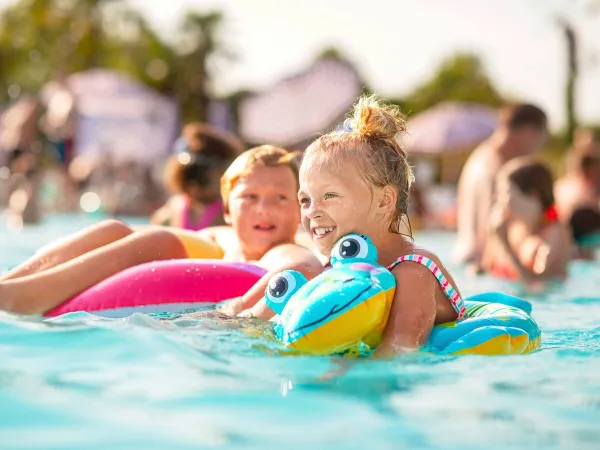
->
[267, 272, 297, 303]
[331, 233, 377, 265]
[338, 235, 368, 260]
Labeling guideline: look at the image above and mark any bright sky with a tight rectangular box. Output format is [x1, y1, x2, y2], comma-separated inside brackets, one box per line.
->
[3, 0, 600, 130]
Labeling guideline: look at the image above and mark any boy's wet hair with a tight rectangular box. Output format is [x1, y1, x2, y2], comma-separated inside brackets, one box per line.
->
[501, 156, 555, 210]
[220, 145, 301, 213]
[570, 207, 600, 245]
[499, 103, 548, 131]
[302, 94, 414, 235]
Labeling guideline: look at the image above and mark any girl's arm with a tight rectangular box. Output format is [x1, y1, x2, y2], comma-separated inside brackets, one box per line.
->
[372, 262, 437, 358]
[219, 244, 323, 319]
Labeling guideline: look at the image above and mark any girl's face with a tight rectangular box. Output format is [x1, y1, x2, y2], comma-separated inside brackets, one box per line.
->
[495, 175, 542, 222]
[298, 157, 389, 256]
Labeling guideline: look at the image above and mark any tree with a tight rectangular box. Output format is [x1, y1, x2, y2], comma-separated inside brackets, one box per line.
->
[176, 11, 233, 121]
[0, 0, 175, 101]
[552, 0, 600, 143]
[402, 53, 504, 116]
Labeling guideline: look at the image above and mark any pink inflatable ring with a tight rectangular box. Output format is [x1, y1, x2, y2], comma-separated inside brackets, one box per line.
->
[44, 260, 266, 318]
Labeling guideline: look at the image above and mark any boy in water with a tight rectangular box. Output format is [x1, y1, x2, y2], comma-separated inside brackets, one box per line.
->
[0, 146, 322, 315]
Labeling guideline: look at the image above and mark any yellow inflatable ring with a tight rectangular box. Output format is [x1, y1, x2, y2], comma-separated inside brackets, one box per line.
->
[134, 225, 224, 259]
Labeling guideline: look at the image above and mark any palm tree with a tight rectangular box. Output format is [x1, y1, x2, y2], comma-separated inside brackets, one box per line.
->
[177, 11, 233, 121]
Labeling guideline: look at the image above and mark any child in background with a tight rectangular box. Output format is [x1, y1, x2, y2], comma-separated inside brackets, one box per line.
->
[569, 207, 600, 260]
[152, 123, 245, 230]
[151, 152, 228, 230]
[482, 157, 571, 281]
[238, 95, 464, 357]
[0, 146, 322, 316]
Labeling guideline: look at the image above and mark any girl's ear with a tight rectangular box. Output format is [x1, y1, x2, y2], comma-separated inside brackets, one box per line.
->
[223, 211, 232, 225]
[378, 185, 397, 212]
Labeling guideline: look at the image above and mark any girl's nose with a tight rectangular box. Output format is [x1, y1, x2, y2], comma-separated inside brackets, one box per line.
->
[305, 201, 323, 220]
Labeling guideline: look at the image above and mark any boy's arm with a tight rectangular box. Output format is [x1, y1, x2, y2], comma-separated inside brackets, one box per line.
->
[221, 244, 323, 319]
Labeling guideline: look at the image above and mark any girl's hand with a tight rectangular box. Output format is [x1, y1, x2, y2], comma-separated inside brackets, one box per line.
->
[216, 296, 244, 317]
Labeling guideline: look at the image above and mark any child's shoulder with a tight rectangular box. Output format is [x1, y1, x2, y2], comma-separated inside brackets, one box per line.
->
[387, 244, 446, 271]
[196, 226, 235, 249]
[388, 246, 457, 285]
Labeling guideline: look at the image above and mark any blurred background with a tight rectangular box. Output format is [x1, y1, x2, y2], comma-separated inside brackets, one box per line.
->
[0, 0, 598, 231]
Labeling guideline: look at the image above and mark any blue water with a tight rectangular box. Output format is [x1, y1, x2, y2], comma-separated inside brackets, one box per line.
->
[1, 214, 600, 449]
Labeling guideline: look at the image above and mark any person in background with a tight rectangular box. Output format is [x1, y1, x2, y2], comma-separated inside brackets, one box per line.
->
[554, 131, 600, 224]
[151, 152, 229, 229]
[3, 149, 42, 229]
[454, 103, 548, 267]
[569, 208, 600, 260]
[563, 128, 600, 175]
[481, 157, 571, 281]
[152, 123, 244, 230]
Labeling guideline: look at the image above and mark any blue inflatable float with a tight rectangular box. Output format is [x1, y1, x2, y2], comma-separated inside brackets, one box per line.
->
[265, 233, 541, 356]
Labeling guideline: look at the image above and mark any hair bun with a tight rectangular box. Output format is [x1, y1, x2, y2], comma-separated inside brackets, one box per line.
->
[346, 95, 407, 148]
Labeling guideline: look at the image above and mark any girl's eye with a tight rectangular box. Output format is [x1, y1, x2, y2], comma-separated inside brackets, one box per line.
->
[277, 195, 287, 201]
[242, 193, 257, 200]
[299, 197, 310, 205]
[324, 193, 337, 199]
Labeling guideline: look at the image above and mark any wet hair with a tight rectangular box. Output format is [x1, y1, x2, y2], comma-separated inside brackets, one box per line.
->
[164, 152, 228, 194]
[499, 103, 548, 131]
[570, 208, 600, 244]
[575, 153, 600, 174]
[502, 157, 555, 210]
[220, 145, 301, 213]
[302, 94, 414, 234]
[181, 122, 245, 160]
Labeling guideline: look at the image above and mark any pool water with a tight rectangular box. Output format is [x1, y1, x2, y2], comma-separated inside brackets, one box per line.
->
[1, 214, 600, 449]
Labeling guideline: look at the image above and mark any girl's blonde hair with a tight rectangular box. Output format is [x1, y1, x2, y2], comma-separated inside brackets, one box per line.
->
[303, 94, 414, 234]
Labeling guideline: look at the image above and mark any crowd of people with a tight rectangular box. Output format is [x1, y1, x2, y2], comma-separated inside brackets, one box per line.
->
[454, 104, 600, 281]
[1, 94, 599, 356]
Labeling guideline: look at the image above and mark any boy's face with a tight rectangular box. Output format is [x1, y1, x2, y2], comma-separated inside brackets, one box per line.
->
[225, 165, 300, 259]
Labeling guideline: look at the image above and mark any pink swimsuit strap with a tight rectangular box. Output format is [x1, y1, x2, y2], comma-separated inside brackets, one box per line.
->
[182, 198, 223, 231]
[387, 254, 466, 320]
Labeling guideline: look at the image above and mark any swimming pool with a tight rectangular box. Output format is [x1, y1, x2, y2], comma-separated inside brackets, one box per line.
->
[1, 214, 599, 449]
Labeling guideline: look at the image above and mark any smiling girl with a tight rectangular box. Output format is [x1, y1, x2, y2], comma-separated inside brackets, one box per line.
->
[244, 95, 465, 357]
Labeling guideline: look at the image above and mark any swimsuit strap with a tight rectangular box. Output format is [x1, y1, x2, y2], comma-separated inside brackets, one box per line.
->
[387, 254, 466, 320]
[182, 199, 223, 231]
[181, 196, 194, 230]
[197, 200, 223, 230]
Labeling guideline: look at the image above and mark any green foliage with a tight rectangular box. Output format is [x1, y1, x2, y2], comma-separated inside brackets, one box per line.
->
[401, 53, 504, 116]
[0, 0, 228, 121]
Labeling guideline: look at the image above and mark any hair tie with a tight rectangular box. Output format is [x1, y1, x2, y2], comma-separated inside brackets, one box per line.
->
[336, 120, 353, 135]
[543, 204, 559, 223]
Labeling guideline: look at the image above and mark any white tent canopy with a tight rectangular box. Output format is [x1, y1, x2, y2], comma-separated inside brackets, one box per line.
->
[42, 69, 179, 165]
[403, 102, 499, 155]
[239, 58, 362, 147]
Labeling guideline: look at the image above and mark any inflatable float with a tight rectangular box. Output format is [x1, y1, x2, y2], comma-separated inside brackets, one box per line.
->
[43, 229, 541, 356]
[44, 228, 265, 318]
[266, 233, 541, 356]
